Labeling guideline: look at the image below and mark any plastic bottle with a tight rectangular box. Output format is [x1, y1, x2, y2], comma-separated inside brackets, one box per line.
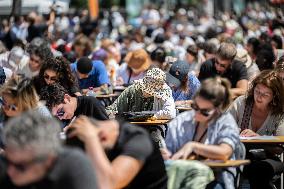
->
[86, 87, 96, 97]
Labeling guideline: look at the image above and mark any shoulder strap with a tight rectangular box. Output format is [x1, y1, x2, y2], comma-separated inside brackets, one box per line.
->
[240, 98, 253, 131]
[127, 66, 132, 84]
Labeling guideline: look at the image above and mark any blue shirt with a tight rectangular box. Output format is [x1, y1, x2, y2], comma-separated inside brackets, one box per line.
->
[70, 60, 109, 89]
[172, 73, 200, 101]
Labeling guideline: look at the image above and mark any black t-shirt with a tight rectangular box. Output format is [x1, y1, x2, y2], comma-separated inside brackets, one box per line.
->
[74, 96, 108, 120]
[0, 148, 97, 189]
[198, 58, 248, 88]
[107, 122, 167, 189]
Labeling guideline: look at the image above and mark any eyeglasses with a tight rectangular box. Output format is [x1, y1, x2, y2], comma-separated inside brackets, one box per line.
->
[44, 74, 57, 82]
[191, 103, 215, 117]
[4, 156, 47, 172]
[254, 89, 272, 99]
[0, 98, 17, 111]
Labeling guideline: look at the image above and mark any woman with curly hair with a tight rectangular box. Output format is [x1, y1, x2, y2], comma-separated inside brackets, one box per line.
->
[228, 70, 284, 189]
[33, 56, 81, 96]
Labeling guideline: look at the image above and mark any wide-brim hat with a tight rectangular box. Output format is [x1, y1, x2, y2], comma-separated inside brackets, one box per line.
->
[134, 68, 172, 101]
[127, 49, 151, 74]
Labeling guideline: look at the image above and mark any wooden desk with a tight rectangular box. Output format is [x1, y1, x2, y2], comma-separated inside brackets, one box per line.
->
[241, 136, 284, 144]
[96, 94, 119, 98]
[176, 106, 192, 111]
[130, 119, 170, 126]
[241, 136, 284, 189]
[113, 86, 126, 92]
[202, 159, 251, 188]
[202, 160, 250, 168]
[95, 94, 119, 107]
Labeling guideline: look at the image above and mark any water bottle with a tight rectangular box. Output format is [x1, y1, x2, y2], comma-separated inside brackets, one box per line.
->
[86, 87, 96, 97]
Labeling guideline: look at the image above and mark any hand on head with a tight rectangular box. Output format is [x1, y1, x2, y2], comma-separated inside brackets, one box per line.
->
[65, 116, 99, 142]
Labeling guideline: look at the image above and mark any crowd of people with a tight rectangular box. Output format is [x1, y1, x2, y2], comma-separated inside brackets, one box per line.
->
[0, 1, 283, 189]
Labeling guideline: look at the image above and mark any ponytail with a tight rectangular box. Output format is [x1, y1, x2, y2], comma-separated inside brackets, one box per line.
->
[195, 76, 232, 111]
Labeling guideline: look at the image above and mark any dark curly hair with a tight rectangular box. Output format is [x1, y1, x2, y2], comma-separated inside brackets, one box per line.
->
[246, 70, 284, 116]
[40, 83, 68, 109]
[27, 38, 53, 64]
[37, 56, 76, 92]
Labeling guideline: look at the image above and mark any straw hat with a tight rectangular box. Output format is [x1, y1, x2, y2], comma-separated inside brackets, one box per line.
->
[126, 49, 151, 74]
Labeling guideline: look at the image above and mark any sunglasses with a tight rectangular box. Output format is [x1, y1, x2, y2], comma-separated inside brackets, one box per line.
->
[56, 107, 65, 117]
[191, 103, 215, 117]
[44, 75, 57, 82]
[4, 156, 46, 172]
[0, 98, 17, 111]
[215, 59, 227, 68]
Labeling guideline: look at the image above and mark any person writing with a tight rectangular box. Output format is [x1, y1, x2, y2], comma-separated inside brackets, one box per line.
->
[162, 77, 241, 189]
[228, 70, 284, 189]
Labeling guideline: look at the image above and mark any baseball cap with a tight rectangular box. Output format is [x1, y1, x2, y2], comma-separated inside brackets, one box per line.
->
[166, 60, 190, 88]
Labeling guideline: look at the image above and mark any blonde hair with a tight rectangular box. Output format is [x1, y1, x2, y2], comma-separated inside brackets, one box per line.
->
[1, 75, 39, 112]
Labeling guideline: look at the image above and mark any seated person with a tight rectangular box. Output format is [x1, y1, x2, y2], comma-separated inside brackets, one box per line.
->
[70, 57, 109, 93]
[107, 68, 175, 147]
[228, 70, 284, 189]
[40, 83, 108, 125]
[107, 68, 176, 120]
[198, 42, 248, 99]
[116, 49, 152, 86]
[0, 111, 97, 189]
[150, 47, 170, 72]
[17, 38, 53, 78]
[162, 77, 241, 189]
[0, 75, 51, 123]
[185, 45, 202, 76]
[166, 60, 200, 105]
[33, 56, 81, 97]
[65, 116, 168, 189]
[234, 48, 259, 82]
